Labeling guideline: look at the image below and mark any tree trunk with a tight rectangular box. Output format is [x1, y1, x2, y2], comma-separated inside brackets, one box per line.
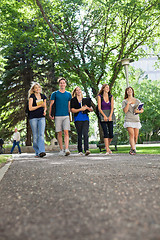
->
[26, 117, 32, 146]
[23, 53, 34, 146]
[149, 131, 153, 141]
[138, 134, 142, 144]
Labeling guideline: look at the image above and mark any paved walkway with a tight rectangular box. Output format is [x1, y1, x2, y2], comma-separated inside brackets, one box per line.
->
[0, 152, 160, 240]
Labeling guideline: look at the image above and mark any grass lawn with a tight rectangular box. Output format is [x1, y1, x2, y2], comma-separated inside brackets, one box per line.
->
[90, 145, 160, 155]
[0, 155, 11, 168]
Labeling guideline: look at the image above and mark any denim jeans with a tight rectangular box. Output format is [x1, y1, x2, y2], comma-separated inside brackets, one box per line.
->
[10, 140, 21, 153]
[75, 121, 89, 153]
[29, 117, 46, 156]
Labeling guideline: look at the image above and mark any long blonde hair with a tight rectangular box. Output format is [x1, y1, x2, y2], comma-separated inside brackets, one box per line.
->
[28, 82, 42, 99]
[72, 86, 83, 98]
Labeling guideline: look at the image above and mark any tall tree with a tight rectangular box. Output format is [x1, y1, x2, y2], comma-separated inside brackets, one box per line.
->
[0, 44, 33, 143]
[33, 0, 160, 99]
[0, 0, 58, 143]
[31, 0, 160, 141]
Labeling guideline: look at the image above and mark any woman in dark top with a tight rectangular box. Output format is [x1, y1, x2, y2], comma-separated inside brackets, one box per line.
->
[70, 86, 93, 156]
[28, 82, 47, 157]
[97, 84, 114, 155]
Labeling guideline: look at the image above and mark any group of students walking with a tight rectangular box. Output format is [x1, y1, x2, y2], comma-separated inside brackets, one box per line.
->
[27, 77, 143, 158]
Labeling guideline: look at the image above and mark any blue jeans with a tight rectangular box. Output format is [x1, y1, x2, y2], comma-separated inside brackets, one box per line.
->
[75, 121, 89, 153]
[11, 141, 21, 154]
[29, 117, 46, 156]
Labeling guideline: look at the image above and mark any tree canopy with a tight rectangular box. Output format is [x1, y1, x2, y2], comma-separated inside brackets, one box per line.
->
[34, 0, 160, 96]
[0, 0, 58, 142]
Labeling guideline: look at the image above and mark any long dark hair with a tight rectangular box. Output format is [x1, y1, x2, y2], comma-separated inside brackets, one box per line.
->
[124, 86, 135, 99]
[97, 84, 111, 98]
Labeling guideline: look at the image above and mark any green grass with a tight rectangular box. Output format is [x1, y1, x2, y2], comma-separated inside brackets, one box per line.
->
[3, 144, 12, 148]
[0, 155, 11, 167]
[90, 145, 160, 155]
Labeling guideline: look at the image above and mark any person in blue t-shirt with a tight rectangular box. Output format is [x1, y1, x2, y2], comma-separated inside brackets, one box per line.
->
[70, 86, 93, 156]
[49, 77, 72, 156]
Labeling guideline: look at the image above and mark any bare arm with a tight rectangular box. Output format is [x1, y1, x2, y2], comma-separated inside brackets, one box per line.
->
[29, 98, 45, 111]
[109, 96, 114, 121]
[49, 100, 55, 120]
[123, 101, 130, 114]
[134, 108, 144, 114]
[68, 101, 71, 113]
[43, 99, 47, 116]
[87, 106, 93, 112]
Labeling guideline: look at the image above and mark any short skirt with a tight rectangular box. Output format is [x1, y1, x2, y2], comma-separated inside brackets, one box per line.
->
[124, 121, 142, 129]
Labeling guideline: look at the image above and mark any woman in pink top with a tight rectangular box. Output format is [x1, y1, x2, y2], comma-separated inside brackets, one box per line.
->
[97, 84, 114, 155]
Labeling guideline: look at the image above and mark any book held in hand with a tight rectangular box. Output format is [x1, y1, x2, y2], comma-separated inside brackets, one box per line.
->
[36, 99, 43, 106]
[135, 103, 144, 114]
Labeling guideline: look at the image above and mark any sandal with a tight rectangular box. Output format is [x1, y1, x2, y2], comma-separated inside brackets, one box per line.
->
[105, 152, 110, 155]
[132, 149, 136, 155]
[129, 149, 136, 155]
[109, 149, 112, 154]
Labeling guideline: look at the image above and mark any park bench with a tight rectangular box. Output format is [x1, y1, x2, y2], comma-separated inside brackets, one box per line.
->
[97, 133, 118, 152]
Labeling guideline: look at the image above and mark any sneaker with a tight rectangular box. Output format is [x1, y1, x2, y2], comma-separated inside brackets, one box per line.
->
[59, 150, 64, 156]
[65, 149, 70, 156]
[78, 152, 83, 156]
[85, 150, 90, 156]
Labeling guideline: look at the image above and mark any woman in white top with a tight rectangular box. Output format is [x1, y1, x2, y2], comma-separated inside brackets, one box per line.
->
[122, 87, 143, 155]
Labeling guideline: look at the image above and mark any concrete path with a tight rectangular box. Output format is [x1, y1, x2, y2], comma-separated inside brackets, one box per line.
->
[0, 152, 160, 240]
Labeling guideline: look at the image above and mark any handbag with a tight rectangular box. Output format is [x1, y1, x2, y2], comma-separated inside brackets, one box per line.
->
[99, 109, 116, 122]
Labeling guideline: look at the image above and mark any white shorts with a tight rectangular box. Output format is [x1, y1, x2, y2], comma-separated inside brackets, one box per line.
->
[55, 116, 70, 132]
[124, 122, 142, 129]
